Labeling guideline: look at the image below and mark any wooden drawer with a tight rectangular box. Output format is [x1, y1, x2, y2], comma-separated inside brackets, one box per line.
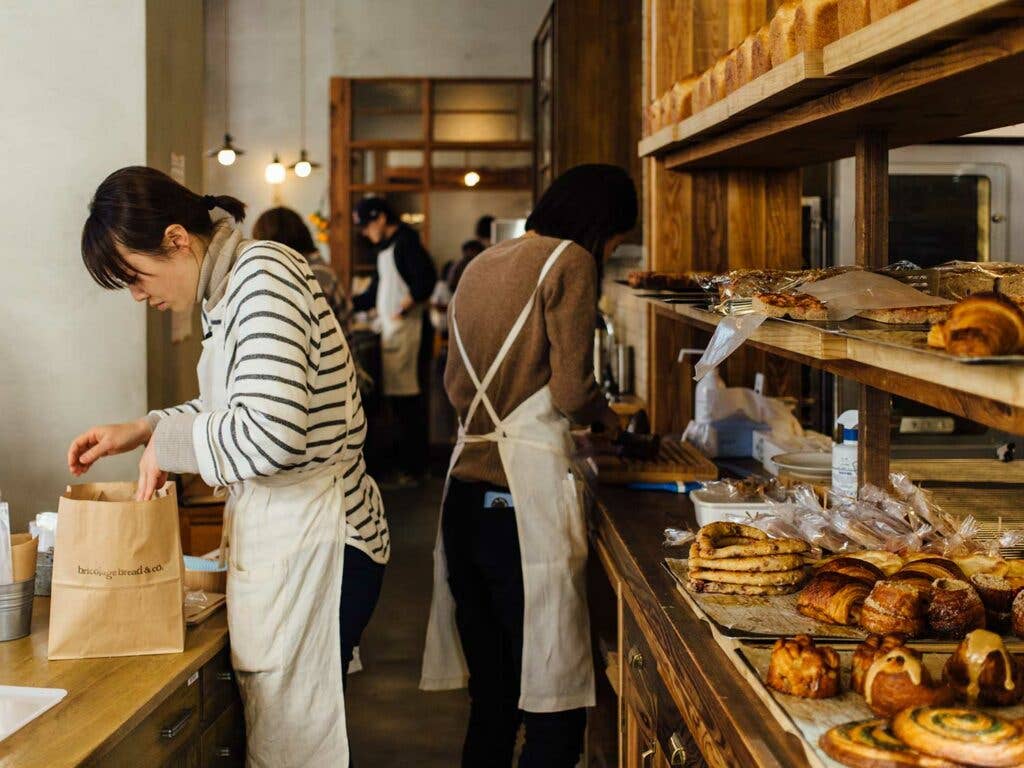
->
[655, 674, 706, 768]
[98, 674, 202, 768]
[622, 598, 658, 728]
[201, 648, 237, 728]
[201, 700, 245, 768]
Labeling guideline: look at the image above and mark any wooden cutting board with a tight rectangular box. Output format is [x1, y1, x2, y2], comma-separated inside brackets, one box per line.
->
[594, 440, 718, 484]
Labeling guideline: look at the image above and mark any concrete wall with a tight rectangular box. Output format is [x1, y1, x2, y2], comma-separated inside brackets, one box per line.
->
[0, 1, 148, 529]
[203, 0, 549, 253]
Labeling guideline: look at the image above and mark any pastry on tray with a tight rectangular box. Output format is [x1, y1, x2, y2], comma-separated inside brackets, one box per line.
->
[972, 574, 1022, 633]
[890, 558, 967, 593]
[893, 706, 1024, 768]
[943, 629, 1024, 706]
[766, 634, 841, 699]
[927, 292, 1024, 357]
[686, 580, 801, 596]
[852, 633, 907, 695]
[688, 522, 809, 595]
[843, 549, 904, 577]
[1013, 590, 1024, 639]
[860, 581, 927, 637]
[798, 571, 875, 626]
[820, 717, 961, 768]
[626, 270, 708, 292]
[752, 291, 829, 321]
[856, 306, 950, 325]
[816, 556, 884, 583]
[926, 578, 986, 638]
[861, 644, 955, 718]
[693, 521, 809, 560]
[687, 545, 807, 572]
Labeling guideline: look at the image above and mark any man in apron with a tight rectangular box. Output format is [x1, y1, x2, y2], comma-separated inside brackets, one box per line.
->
[352, 198, 436, 485]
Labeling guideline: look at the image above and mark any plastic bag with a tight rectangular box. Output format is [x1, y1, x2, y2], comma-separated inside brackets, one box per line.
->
[694, 313, 768, 380]
[663, 528, 696, 548]
[800, 271, 951, 321]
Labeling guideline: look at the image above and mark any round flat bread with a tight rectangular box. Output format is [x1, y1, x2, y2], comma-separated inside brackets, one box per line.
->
[687, 567, 806, 586]
[688, 546, 807, 573]
[893, 707, 1024, 768]
[699, 538, 810, 560]
[695, 521, 768, 557]
[687, 579, 800, 596]
[820, 718, 961, 768]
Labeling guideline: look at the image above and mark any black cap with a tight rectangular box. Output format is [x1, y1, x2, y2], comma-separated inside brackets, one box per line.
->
[353, 197, 392, 227]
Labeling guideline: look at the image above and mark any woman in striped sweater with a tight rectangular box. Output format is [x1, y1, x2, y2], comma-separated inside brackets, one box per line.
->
[67, 166, 386, 768]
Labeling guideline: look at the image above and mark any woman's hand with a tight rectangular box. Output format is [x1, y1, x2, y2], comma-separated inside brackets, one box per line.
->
[68, 419, 152, 476]
[135, 440, 168, 501]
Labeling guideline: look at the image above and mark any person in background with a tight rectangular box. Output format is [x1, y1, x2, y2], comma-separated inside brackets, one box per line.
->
[421, 165, 637, 767]
[252, 206, 347, 323]
[474, 214, 495, 249]
[352, 198, 437, 486]
[447, 239, 486, 295]
[68, 167, 388, 767]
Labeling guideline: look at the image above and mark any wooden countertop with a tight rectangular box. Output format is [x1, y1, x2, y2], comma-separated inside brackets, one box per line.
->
[0, 599, 228, 768]
[592, 485, 810, 768]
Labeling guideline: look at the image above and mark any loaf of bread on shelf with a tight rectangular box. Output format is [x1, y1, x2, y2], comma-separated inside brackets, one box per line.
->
[930, 292, 1024, 357]
[727, 35, 757, 94]
[752, 24, 773, 79]
[796, 0, 841, 51]
[724, 46, 743, 96]
[837, 0, 870, 37]
[766, 634, 841, 698]
[710, 55, 730, 104]
[943, 629, 1024, 706]
[666, 76, 698, 124]
[869, 0, 918, 22]
[692, 67, 713, 114]
[770, 0, 803, 68]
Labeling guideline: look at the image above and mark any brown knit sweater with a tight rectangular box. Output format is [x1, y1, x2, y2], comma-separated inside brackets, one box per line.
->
[446, 234, 618, 487]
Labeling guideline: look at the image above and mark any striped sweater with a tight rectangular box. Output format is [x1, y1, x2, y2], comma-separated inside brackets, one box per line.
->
[148, 223, 389, 564]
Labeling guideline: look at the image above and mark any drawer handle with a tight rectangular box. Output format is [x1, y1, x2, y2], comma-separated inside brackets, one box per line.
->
[160, 708, 194, 740]
[216, 671, 234, 682]
[629, 647, 645, 671]
[670, 731, 687, 765]
[641, 743, 656, 768]
[216, 747, 233, 758]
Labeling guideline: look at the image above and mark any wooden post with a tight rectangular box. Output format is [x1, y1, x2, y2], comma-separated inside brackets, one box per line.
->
[855, 132, 891, 489]
[328, 78, 351, 294]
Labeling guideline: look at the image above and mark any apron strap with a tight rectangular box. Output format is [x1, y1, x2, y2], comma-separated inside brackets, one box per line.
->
[452, 239, 573, 433]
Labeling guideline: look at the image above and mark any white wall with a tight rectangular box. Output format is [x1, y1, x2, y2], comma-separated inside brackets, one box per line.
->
[203, 0, 549, 250]
[0, 1, 148, 529]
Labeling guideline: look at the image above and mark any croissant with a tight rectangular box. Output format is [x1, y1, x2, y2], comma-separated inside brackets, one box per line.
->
[797, 573, 872, 626]
[943, 629, 1024, 706]
[860, 581, 927, 637]
[766, 634, 841, 699]
[936, 292, 1024, 357]
[851, 633, 907, 695]
[815, 556, 883, 584]
[927, 578, 986, 638]
[862, 645, 956, 718]
[890, 558, 967, 594]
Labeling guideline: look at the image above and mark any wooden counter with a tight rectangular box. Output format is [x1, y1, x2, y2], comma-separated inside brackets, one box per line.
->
[589, 486, 809, 767]
[0, 600, 241, 768]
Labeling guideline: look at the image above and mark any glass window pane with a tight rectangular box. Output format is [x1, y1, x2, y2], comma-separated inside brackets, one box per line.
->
[350, 150, 425, 185]
[352, 81, 422, 111]
[430, 150, 531, 189]
[889, 175, 990, 267]
[433, 82, 519, 111]
[518, 83, 533, 141]
[352, 112, 423, 141]
[433, 113, 518, 142]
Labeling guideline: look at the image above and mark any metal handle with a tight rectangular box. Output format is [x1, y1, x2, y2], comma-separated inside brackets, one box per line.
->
[216, 670, 233, 682]
[641, 743, 656, 768]
[159, 708, 194, 740]
[216, 747, 233, 758]
[670, 732, 687, 765]
[629, 647, 645, 671]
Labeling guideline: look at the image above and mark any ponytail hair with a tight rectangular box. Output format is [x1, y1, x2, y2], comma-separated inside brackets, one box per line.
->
[81, 166, 246, 289]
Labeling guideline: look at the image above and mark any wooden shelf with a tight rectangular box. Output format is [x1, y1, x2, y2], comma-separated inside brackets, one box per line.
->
[638, 0, 1024, 167]
[652, 302, 1024, 433]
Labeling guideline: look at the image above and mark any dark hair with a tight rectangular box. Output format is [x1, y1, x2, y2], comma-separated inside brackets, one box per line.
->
[474, 215, 495, 240]
[462, 239, 486, 257]
[525, 164, 637, 265]
[252, 207, 317, 255]
[81, 166, 246, 289]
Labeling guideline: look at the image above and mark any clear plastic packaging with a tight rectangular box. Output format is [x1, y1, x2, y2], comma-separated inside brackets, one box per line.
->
[0, 502, 11, 585]
[693, 313, 768, 380]
[799, 271, 951, 321]
[663, 528, 696, 548]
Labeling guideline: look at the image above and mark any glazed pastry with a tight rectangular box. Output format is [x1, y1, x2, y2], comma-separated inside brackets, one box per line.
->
[927, 578, 986, 638]
[863, 646, 955, 718]
[816, 556, 883, 584]
[943, 629, 1023, 706]
[820, 717, 961, 768]
[860, 581, 927, 637]
[893, 706, 1024, 768]
[797, 573, 873, 626]
[766, 634, 841, 699]
[851, 633, 907, 694]
[1014, 590, 1024, 639]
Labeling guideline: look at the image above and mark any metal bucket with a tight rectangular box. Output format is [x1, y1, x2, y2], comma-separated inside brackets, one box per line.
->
[35, 549, 53, 596]
[0, 577, 35, 641]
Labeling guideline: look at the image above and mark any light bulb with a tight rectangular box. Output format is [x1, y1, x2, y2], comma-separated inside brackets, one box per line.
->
[463, 170, 481, 187]
[217, 148, 237, 166]
[265, 155, 286, 184]
[294, 160, 312, 178]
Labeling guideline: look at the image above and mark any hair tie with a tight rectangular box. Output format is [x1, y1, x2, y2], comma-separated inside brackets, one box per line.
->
[202, 195, 218, 211]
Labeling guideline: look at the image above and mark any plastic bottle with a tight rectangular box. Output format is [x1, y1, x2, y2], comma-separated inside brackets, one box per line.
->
[694, 366, 725, 424]
[831, 409, 859, 498]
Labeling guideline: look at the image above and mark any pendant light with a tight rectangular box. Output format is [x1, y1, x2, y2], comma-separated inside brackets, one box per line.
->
[462, 151, 480, 187]
[207, 0, 244, 166]
[265, 154, 286, 184]
[289, 0, 321, 178]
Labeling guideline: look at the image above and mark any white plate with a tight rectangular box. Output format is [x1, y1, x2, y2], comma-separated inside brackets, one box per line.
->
[770, 451, 832, 479]
[0, 685, 67, 743]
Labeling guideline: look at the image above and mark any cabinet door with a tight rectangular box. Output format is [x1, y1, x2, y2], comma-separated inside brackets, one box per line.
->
[201, 700, 245, 768]
[99, 675, 201, 768]
[625, 703, 667, 768]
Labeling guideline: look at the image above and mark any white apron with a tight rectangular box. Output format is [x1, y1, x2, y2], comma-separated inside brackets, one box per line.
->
[420, 239, 595, 712]
[198, 307, 349, 768]
[377, 241, 423, 397]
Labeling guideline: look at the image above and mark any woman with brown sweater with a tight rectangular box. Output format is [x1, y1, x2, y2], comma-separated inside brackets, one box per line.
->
[421, 164, 638, 767]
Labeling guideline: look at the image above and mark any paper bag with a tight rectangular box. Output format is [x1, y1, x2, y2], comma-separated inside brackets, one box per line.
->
[48, 482, 185, 659]
[11, 533, 38, 582]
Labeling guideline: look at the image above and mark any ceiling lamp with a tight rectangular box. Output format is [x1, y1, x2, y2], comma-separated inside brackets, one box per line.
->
[265, 154, 286, 184]
[463, 170, 481, 187]
[289, 0, 320, 178]
[206, 0, 244, 166]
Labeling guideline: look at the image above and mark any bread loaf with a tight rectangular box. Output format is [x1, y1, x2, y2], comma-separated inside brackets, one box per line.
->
[724, 47, 743, 96]
[666, 76, 698, 124]
[692, 68, 713, 114]
[710, 55, 730, 104]
[770, 1, 804, 68]
[868, 0, 917, 21]
[838, 0, 870, 36]
[751, 25, 773, 79]
[796, 0, 841, 50]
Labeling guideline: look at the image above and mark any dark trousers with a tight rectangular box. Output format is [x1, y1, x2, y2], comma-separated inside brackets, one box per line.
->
[340, 544, 386, 686]
[390, 394, 429, 476]
[442, 478, 587, 768]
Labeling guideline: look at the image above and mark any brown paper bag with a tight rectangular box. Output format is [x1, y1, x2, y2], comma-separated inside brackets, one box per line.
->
[11, 533, 38, 582]
[48, 481, 185, 659]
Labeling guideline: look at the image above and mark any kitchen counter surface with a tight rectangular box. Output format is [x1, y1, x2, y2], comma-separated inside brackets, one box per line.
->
[0, 598, 228, 768]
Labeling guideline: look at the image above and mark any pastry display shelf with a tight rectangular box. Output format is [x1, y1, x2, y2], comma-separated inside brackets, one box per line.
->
[638, 0, 1024, 167]
[650, 301, 1024, 434]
